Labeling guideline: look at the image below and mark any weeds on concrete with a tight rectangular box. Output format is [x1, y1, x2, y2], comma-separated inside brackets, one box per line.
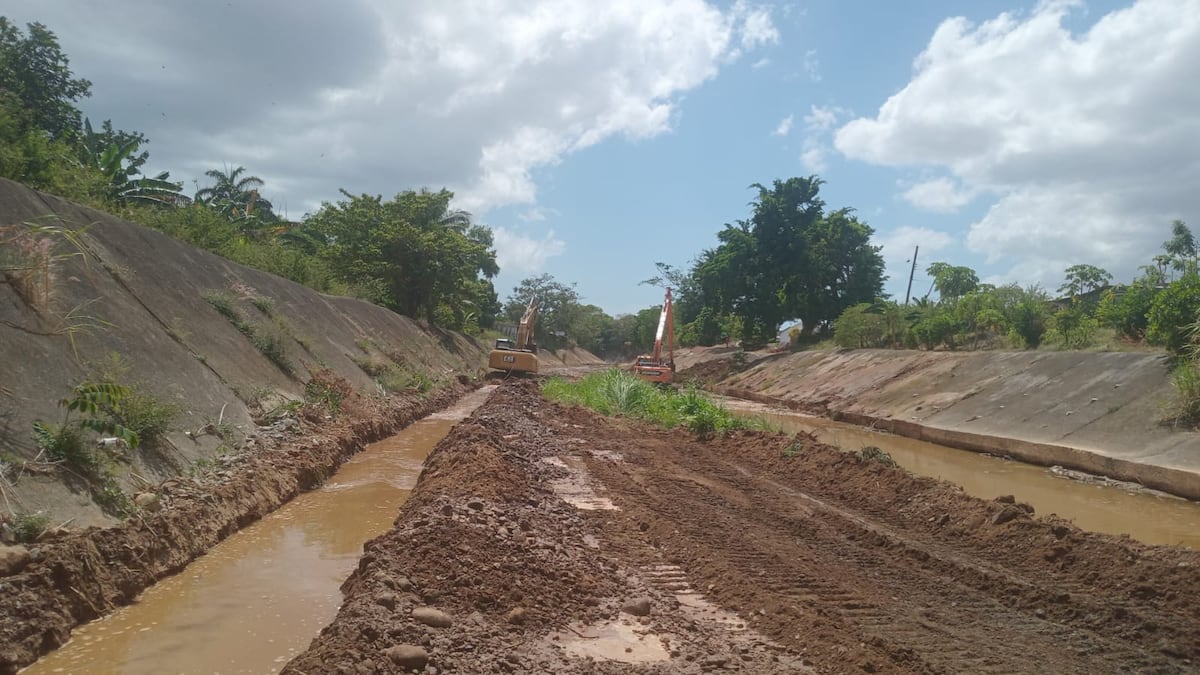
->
[205, 289, 295, 375]
[376, 366, 434, 395]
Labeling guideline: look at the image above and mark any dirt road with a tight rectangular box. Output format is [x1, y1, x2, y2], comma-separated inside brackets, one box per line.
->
[285, 381, 1200, 673]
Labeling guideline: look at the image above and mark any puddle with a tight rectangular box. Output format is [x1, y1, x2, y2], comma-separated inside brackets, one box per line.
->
[23, 386, 496, 675]
[726, 400, 1200, 549]
[554, 620, 669, 663]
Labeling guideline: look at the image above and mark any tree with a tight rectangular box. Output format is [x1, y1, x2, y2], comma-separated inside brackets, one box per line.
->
[79, 118, 181, 205]
[503, 274, 581, 347]
[307, 188, 498, 327]
[0, 19, 91, 141]
[1058, 264, 1113, 299]
[1162, 220, 1198, 278]
[688, 176, 885, 347]
[925, 262, 979, 302]
[195, 165, 278, 232]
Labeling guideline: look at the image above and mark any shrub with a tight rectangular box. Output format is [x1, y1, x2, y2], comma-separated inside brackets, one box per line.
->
[12, 512, 50, 543]
[1147, 275, 1200, 354]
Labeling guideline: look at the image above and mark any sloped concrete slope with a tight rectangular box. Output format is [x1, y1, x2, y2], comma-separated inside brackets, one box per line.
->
[715, 348, 1200, 499]
[0, 178, 488, 524]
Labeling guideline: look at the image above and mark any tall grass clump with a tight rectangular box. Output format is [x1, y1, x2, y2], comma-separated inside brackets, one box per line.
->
[543, 368, 751, 437]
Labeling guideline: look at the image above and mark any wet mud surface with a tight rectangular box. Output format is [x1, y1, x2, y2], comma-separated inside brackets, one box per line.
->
[0, 377, 473, 675]
[285, 380, 1200, 673]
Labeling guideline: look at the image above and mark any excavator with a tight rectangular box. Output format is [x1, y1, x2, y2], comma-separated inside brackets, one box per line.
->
[631, 287, 675, 384]
[488, 296, 540, 375]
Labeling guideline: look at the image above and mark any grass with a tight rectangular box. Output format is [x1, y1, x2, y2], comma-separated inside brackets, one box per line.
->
[542, 368, 764, 437]
[205, 290, 294, 374]
[13, 512, 50, 543]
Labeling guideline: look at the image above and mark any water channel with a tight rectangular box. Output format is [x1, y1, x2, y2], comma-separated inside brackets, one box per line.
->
[24, 386, 496, 675]
[724, 399, 1200, 550]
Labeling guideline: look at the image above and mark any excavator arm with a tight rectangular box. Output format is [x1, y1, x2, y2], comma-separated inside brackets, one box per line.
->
[632, 288, 675, 384]
[489, 296, 540, 375]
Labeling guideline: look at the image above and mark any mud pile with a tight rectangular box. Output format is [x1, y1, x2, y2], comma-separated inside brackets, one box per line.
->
[0, 377, 473, 674]
[284, 381, 801, 674]
[288, 380, 1200, 673]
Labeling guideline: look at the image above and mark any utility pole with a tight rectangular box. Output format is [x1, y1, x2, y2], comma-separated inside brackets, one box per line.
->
[904, 245, 919, 305]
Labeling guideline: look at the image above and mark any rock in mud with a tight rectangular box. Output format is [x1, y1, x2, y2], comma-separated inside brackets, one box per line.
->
[991, 505, 1025, 525]
[375, 591, 398, 610]
[621, 597, 653, 616]
[0, 545, 31, 576]
[134, 492, 161, 512]
[994, 495, 1016, 504]
[412, 606, 453, 627]
[505, 606, 527, 624]
[383, 644, 428, 671]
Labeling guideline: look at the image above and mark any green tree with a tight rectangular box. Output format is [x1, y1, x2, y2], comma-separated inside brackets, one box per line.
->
[1147, 274, 1200, 354]
[689, 176, 885, 347]
[308, 188, 498, 326]
[1058, 264, 1112, 299]
[0, 19, 91, 141]
[503, 274, 581, 348]
[925, 262, 979, 302]
[79, 118, 181, 205]
[195, 165, 278, 232]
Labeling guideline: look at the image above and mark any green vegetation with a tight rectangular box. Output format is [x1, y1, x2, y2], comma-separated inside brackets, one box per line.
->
[12, 512, 49, 543]
[856, 446, 897, 468]
[542, 369, 755, 437]
[204, 288, 295, 374]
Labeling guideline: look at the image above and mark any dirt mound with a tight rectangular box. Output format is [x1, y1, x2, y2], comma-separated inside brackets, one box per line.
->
[0, 378, 473, 675]
[283, 381, 803, 673]
[288, 384, 1200, 673]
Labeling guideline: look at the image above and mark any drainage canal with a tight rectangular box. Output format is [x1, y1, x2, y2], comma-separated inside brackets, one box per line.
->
[24, 386, 496, 675]
[725, 399, 1200, 550]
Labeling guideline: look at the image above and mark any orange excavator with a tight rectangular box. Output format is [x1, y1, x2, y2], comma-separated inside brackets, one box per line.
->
[631, 288, 675, 384]
[489, 296, 539, 375]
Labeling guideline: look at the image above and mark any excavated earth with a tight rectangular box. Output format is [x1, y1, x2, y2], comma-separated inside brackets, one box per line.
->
[284, 380, 1200, 674]
[0, 375, 473, 675]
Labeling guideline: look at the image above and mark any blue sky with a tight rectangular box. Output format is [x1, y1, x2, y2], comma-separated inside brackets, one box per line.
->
[9, 0, 1197, 317]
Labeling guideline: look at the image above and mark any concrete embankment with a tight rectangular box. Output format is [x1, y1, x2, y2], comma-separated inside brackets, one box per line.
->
[681, 348, 1200, 500]
[0, 178, 492, 526]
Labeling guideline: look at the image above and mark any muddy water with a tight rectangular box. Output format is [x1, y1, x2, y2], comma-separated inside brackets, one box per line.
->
[726, 402, 1200, 550]
[25, 386, 496, 675]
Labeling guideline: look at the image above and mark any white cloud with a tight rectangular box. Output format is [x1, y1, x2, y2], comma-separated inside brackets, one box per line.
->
[803, 49, 821, 81]
[493, 227, 567, 274]
[751, 57, 772, 69]
[519, 206, 561, 222]
[800, 139, 827, 173]
[834, 0, 1200, 287]
[6, 0, 777, 216]
[803, 104, 848, 132]
[900, 177, 976, 213]
[772, 114, 794, 137]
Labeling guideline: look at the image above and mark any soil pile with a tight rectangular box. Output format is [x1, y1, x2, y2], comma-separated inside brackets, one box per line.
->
[286, 381, 1200, 673]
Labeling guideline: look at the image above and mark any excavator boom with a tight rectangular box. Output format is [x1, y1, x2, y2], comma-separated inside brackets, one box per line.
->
[632, 288, 675, 384]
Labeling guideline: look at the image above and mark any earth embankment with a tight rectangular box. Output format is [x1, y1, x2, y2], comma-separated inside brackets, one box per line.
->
[678, 347, 1200, 499]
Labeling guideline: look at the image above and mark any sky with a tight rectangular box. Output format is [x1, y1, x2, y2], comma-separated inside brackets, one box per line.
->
[7, 0, 1200, 316]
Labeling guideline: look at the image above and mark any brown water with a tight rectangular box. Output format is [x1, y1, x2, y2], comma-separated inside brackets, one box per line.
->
[24, 386, 496, 675]
[726, 401, 1200, 549]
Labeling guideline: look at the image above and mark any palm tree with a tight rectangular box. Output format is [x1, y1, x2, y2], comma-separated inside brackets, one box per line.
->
[79, 118, 182, 206]
[194, 165, 277, 234]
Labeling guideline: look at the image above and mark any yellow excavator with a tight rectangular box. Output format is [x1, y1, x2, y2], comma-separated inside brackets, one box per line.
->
[631, 287, 675, 384]
[489, 296, 540, 375]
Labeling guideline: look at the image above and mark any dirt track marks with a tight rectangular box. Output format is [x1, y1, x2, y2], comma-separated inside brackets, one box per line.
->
[577, 422, 1199, 673]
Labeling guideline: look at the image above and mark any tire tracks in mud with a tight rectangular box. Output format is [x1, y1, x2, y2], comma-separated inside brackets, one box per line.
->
[577, 422, 1199, 673]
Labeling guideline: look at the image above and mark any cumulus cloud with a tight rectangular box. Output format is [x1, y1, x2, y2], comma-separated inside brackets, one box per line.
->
[6, 0, 777, 216]
[795, 105, 851, 173]
[900, 178, 976, 213]
[834, 0, 1200, 286]
[772, 114, 794, 137]
[493, 227, 567, 274]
